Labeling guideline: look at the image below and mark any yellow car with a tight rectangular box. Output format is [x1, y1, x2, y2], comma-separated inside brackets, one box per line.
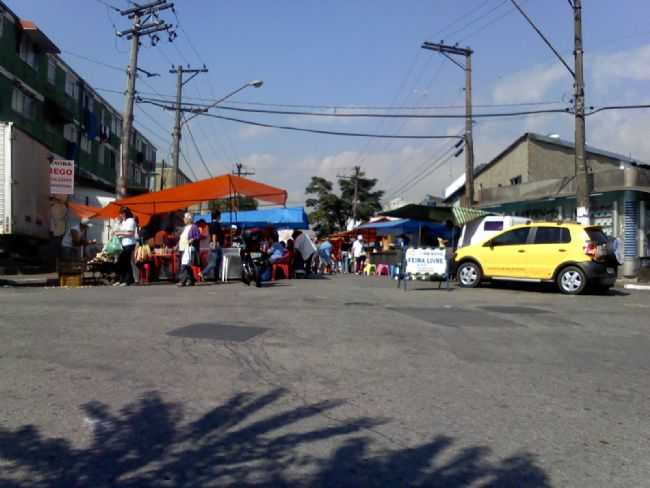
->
[454, 222, 618, 295]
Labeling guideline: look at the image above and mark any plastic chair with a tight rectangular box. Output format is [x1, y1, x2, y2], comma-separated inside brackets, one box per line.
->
[375, 263, 390, 276]
[363, 263, 376, 276]
[272, 262, 290, 281]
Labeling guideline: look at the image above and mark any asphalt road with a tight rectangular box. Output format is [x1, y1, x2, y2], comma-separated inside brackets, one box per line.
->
[0, 276, 648, 487]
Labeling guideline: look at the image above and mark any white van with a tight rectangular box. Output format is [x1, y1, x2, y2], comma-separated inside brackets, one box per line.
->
[458, 215, 530, 247]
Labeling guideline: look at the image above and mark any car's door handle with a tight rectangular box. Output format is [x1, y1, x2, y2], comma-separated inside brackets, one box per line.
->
[517, 250, 526, 253]
[558, 249, 567, 252]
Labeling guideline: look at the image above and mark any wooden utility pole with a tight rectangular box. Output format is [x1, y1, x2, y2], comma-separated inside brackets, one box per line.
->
[352, 165, 360, 225]
[170, 65, 208, 187]
[421, 42, 474, 207]
[116, 0, 175, 199]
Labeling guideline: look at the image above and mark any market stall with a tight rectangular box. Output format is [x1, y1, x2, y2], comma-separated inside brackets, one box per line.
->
[376, 204, 494, 290]
[194, 207, 309, 230]
[87, 174, 288, 285]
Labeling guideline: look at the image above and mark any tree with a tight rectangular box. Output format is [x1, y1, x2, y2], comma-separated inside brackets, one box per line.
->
[338, 168, 384, 224]
[305, 177, 345, 237]
[304, 168, 384, 238]
[209, 196, 258, 213]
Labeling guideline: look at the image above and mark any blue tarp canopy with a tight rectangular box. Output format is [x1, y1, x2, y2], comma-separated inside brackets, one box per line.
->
[193, 207, 309, 230]
[358, 219, 446, 236]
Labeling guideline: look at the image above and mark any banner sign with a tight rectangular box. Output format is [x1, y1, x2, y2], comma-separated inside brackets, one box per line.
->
[405, 247, 448, 276]
[49, 159, 75, 195]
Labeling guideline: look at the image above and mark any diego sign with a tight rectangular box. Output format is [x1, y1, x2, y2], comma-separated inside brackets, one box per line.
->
[49, 159, 75, 195]
[405, 247, 448, 277]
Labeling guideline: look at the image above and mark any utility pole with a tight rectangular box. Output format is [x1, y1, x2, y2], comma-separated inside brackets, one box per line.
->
[421, 42, 474, 207]
[509, 0, 590, 223]
[573, 0, 589, 224]
[338, 166, 362, 226]
[232, 162, 255, 178]
[170, 65, 208, 187]
[115, 0, 176, 199]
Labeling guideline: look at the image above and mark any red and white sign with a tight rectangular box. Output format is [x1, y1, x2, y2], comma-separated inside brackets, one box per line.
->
[49, 159, 75, 195]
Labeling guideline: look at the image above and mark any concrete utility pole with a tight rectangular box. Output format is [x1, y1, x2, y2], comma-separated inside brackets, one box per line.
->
[509, 0, 589, 223]
[170, 65, 208, 187]
[573, 0, 589, 224]
[352, 165, 360, 225]
[421, 42, 474, 208]
[336, 166, 362, 227]
[116, 0, 175, 199]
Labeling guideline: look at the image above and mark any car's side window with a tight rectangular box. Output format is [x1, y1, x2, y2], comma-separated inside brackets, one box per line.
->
[491, 228, 530, 246]
[533, 227, 571, 244]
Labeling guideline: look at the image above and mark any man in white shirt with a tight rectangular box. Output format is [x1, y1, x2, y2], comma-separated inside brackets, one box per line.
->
[352, 235, 366, 274]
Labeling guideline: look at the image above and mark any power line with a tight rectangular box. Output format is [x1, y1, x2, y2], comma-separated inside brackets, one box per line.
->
[191, 112, 465, 140]
[183, 116, 214, 177]
[585, 104, 650, 116]
[94, 0, 120, 12]
[138, 96, 571, 119]
[61, 50, 124, 72]
[445, 0, 510, 40]
[180, 148, 199, 181]
[429, 0, 493, 39]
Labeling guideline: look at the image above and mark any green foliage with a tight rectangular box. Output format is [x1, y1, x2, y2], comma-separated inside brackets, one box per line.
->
[209, 196, 258, 213]
[304, 169, 383, 238]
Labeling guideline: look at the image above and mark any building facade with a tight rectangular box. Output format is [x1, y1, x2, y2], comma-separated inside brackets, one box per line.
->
[0, 2, 156, 198]
[444, 133, 650, 276]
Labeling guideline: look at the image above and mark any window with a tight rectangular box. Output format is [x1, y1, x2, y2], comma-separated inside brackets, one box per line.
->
[491, 228, 530, 246]
[47, 56, 56, 84]
[533, 227, 571, 244]
[64, 123, 78, 143]
[11, 88, 36, 119]
[19, 38, 37, 70]
[585, 228, 608, 245]
[80, 133, 91, 153]
[510, 175, 522, 185]
[483, 221, 503, 232]
[98, 146, 104, 165]
[65, 72, 78, 99]
[108, 149, 116, 169]
[0, 13, 5, 39]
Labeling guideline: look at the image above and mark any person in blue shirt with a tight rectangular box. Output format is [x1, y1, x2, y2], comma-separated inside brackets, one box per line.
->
[318, 238, 333, 274]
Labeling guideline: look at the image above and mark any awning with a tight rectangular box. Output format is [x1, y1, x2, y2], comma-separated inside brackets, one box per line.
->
[93, 174, 287, 226]
[68, 202, 101, 220]
[194, 207, 309, 230]
[380, 204, 493, 226]
[358, 218, 445, 236]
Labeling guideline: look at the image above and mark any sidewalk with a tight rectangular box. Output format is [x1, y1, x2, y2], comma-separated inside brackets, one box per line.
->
[0, 273, 58, 287]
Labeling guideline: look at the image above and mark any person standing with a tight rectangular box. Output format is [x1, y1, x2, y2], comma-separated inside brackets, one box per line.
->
[200, 210, 225, 281]
[352, 235, 366, 274]
[60, 220, 95, 260]
[177, 212, 201, 287]
[113, 207, 137, 286]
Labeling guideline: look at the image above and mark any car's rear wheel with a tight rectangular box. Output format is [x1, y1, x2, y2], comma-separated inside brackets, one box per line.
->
[457, 262, 481, 288]
[557, 266, 587, 295]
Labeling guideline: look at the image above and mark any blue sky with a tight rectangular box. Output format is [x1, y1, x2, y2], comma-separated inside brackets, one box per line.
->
[11, 0, 650, 204]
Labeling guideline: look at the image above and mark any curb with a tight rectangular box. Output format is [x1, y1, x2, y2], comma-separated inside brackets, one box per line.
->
[624, 284, 650, 291]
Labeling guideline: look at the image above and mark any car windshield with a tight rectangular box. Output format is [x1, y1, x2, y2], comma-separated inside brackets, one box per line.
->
[585, 227, 608, 244]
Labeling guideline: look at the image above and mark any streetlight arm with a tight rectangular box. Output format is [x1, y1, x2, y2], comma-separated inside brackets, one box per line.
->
[182, 80, 263, 126]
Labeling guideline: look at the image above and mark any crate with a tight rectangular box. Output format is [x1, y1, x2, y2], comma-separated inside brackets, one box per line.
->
[57, 259, 86, 274]
[59, 273, 83, 287]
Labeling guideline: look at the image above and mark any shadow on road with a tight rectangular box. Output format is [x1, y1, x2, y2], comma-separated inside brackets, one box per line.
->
[0, 389, 552, 487]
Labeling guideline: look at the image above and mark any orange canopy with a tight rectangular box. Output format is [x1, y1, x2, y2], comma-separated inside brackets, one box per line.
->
[94, 174, 288, 226]
[68, 202, 102, 220]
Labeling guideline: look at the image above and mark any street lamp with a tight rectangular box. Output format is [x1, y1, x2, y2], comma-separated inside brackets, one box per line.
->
[182, 79, 264, 126]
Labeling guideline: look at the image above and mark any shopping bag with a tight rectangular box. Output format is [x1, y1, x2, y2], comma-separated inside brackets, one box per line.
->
[105, 236, 123, 257]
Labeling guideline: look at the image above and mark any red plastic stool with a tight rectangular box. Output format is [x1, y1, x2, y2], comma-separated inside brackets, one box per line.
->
[272, 263, 290, 281]
[192, 266, 203, 282]
[140, 263, 151, 284]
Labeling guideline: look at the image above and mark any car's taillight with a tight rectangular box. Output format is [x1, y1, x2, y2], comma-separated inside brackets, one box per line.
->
[583, 240, 597, 258]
